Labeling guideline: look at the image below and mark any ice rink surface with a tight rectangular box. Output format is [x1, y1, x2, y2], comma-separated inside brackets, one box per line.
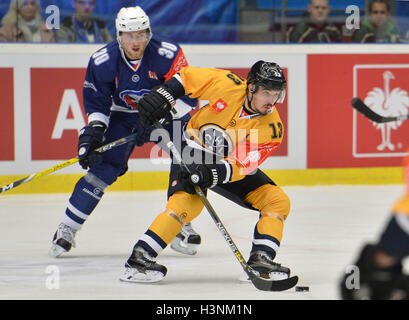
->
[1, 185, 408, 300]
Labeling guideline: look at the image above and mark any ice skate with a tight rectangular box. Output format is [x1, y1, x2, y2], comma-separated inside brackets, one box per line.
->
[170, 222, 201, 255]
[49, 223, 77, 258]
[120, 247, 167, 283]
[240, 250, 290, 282]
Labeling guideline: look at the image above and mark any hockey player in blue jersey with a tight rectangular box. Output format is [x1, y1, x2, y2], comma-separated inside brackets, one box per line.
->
[49, 6, 201, 257]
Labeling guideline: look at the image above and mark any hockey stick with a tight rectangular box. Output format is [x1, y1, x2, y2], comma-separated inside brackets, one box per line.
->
[154, 122, 298, 291]
[351, 97, 409, 123]
[0, 133, 138, 194]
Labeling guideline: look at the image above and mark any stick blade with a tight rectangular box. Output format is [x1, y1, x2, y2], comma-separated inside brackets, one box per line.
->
[249, 274, 299, 292]
[351, 97, 389, 123]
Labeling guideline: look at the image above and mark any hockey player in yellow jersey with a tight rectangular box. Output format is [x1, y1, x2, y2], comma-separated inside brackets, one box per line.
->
[120, 61, 292, 283]
[340, 151, 409, 299]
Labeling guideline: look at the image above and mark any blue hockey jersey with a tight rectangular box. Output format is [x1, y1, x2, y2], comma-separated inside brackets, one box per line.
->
[83, 34, 196, 126]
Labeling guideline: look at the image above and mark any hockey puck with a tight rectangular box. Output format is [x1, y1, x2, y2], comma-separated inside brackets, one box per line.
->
[295, 286, 309, 292]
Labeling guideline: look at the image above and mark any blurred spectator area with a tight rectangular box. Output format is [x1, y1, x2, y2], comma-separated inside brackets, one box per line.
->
[0, 0, 238, 43]
[240, 0, 369, 42]
[0, 0, 138, 41]
[240, 0, 409, 43]
[0, 0, 408, 43]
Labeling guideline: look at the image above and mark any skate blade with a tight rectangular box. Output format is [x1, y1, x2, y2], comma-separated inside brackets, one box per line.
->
[48, 244, 67, 258]
[170, 241, 198, 255]
[239, 271, 289, 283]
[119, 269, 165, 283]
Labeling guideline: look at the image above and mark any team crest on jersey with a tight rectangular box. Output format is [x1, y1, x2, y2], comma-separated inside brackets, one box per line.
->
[211, 99, 228, 113]
[200, 124, 234, 157]
[119, 89, 150, 110]
[148, 70, 158, 80]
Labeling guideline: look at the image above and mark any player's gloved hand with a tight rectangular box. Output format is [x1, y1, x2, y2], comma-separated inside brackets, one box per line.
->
[133, 121, 153, 146]
[179, 164, 222, 194]
[138, 85, 176, 127]
[77, 121, 106, 170]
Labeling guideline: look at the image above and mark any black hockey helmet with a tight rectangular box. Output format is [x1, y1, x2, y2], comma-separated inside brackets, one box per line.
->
[247, 61, 286, 102]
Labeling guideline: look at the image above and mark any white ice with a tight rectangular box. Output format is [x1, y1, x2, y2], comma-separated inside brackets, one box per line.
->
[0, 185, 407, 300]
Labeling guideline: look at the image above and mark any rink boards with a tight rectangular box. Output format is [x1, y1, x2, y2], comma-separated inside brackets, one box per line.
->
[0, 43, 408, 193]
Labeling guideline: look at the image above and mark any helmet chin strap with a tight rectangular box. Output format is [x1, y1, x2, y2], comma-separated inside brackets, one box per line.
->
[245, 85, 258, 114]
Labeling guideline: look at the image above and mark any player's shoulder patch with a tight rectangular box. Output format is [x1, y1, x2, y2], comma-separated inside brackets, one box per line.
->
[210, 98, 228, 113]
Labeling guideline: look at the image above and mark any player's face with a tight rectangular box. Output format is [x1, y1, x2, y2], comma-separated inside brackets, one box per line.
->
[120, 31, 150, 60]
[248, 85, 282, 115]
[308, 0, 330, 24]
[19, 0, 37, 21]
[370, 3, 389, 27]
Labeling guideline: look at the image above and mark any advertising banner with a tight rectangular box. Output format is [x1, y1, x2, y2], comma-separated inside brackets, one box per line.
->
[31, 68, 86, 160]
[2, 44, 408, 177]
[308, 54, 409, 168]
[0, 68, 14, 161]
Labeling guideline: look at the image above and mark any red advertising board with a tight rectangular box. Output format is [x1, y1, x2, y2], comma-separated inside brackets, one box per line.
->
[31, 68, 87, 160]
[308, 54, 409, 168]
[0, 68, 14, 161]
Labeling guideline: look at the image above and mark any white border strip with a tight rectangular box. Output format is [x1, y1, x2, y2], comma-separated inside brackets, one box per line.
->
[2, 43, 409, 55]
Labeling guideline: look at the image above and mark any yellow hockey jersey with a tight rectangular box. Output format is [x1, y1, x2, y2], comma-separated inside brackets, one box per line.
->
[177, 66, 284, 182]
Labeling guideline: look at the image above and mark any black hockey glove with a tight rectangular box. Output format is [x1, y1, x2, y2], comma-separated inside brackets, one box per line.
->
[138, 85, 176, 127]
[179, 164, 229, 195]
[77, 121, 106, 170]
[133, 122, 153, 146]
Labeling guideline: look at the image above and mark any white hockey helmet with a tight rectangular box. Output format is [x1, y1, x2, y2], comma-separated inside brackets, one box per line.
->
[115, 6, 151, 37]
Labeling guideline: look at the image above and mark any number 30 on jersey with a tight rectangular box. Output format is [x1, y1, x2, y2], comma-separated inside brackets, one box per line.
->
[92, 48, 110, 66]
[158, 42, 177, 59]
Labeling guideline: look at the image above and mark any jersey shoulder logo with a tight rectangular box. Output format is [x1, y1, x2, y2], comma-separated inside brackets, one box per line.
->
[211, 99, 228, 113]
[84, 80, 97, 92]
[172, 52, 187, 73]
[148, 70, 158, 80]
